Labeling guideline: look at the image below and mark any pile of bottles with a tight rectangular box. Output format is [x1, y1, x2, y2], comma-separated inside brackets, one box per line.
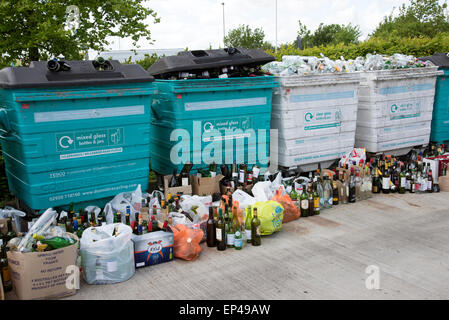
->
[168, 163, 193, 188]
[262, 53, 434, 76]
[3, 208, 76, 260]
[371, 145, 447, 195]
[219, 163, 264, 191]
[157, 65, 267, 80]
[281, 162, 373, 218]
[206, 193, 262, 251]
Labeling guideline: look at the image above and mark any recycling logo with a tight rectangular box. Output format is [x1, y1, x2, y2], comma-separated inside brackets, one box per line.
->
[305, 112, 314, 122]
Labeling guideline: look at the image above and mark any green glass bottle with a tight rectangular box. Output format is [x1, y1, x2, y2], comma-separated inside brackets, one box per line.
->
[234, 226, 243, 250]
[1, 245, 12, 292]
[216, 208, 226, 251]
[245, 205, 253, 243]
[226, 206, 236, 248]
[251, 208, 261, 246]
[39, 237, 75, 250]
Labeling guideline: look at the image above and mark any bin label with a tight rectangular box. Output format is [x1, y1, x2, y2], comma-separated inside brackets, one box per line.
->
[56, 128, 124, 152]
[34, 105, 145, 123]
[387, 100, 422, 120]
[201, 116, 253, 142]
[303, 107, 342, 130]
[185, 97, 266, 111]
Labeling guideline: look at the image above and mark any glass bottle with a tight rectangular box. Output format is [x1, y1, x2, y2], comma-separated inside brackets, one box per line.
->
[251, 208, 261, 246]
[206, 207, 216, 247]
[216, 208, 226, 251]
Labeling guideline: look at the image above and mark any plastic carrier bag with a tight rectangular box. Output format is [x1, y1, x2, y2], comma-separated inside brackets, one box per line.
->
[271, 188, 300, 223]
[104, 185, 143, 224]
[252, 181, 275, 202]
[232, 189, 256, 209]
[170, 224, 203, 261]
[80, 223, 135, 285]
[252, 201, 284, 235]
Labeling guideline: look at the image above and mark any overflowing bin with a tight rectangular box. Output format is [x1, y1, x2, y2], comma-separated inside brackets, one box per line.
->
[271, 73, 361, 171]
[0, 60, 155, 211]
[148, 48, 276, 175]
[355, 67, 442, 155]
[420, 53, 449, 143]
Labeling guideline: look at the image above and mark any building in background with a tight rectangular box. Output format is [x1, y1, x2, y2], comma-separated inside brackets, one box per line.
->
[89, 48, 184, 62]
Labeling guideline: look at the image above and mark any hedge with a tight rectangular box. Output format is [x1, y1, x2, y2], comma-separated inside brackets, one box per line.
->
[266, 34, 449, 61]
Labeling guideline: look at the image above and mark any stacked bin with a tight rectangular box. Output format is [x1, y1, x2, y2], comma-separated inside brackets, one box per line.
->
[271, 73, 361, 171]
[355, 67, 442, 155]
[148, 49, 276, 175]
[420, 53, 449, 143]
[0, 60, 155, 211]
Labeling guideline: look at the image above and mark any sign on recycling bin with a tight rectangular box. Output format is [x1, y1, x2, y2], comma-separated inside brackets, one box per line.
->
[56, 128, 124, 152]
[387, 100, 422, 120]
[303, 107, 343, 130]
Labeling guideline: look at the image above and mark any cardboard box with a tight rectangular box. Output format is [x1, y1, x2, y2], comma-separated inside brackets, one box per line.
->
[7, 234, 78, 300]
[164, 174, 193, 200]
[191, 174, 224, 196]
[131, 231, 174, 268]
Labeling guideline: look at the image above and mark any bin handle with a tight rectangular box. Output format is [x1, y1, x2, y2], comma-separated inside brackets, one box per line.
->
[151, 99, 161, 121]
[0, 107, 20, 143]
[0, 108, 11, 132]
[0, 133, 20, 142]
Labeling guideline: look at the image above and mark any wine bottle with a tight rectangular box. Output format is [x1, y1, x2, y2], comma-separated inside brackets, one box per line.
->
[251, 208, 261, 246]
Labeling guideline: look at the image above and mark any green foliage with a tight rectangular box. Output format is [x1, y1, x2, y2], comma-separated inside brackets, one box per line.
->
[0, 0, 159, 68]
[134, 53, 161, 70]
[224, 24, 266, 49]
[297, 20, 361, 48]
[267, 34, 449, 61]
[372, 0, 449, 39]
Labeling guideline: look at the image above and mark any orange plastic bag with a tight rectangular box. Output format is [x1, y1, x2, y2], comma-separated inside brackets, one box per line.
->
[272, 188, 301, 223]
[170, 224, 204, 261]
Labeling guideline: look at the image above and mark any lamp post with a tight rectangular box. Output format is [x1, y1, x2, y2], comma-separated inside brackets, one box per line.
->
[275, 0, 278, 52]
[222, 2, 226, 48]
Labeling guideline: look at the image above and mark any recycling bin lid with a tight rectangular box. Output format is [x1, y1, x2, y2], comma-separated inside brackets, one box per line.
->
[0, 60, 154, 89]
[419, 52, 449, 68]
[147, 48, 275, 76]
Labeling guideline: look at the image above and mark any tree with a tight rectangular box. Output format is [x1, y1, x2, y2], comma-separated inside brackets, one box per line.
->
[224, 24, 265, 49]
[372, 0, 449, 39]
[0, 0, 159, 67]
[297, 20, 361, 48]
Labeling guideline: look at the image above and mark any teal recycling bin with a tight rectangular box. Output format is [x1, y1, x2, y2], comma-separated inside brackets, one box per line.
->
[148, 48, 277, 175]
[0, 60, 155, 211]
[421, 53, 449, 143]
[150, 77, 276, 175]
[431, 68, 449, 142]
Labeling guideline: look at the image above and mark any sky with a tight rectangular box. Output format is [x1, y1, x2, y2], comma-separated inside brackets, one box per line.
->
[106, 0, 412, 51]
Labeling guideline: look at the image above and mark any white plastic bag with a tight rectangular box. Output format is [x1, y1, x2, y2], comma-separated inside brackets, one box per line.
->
[104, 184, 143, 223]
[252, 181, 275, 202]
[180, 195, 212, 223]
[232, 189, 256, 209]
[80, 223, 135, 285]
[0, 207, 26, 232]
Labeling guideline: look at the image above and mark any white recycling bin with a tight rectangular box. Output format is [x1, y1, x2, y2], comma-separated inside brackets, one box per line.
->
[271, 73, 361, 170]
[355, 67, 443, 155]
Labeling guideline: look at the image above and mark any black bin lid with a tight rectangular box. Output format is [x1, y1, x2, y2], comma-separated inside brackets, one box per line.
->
[0, 60, 154, 89]
[419, 52, 449, 68]
[147, 48, 275, 76]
